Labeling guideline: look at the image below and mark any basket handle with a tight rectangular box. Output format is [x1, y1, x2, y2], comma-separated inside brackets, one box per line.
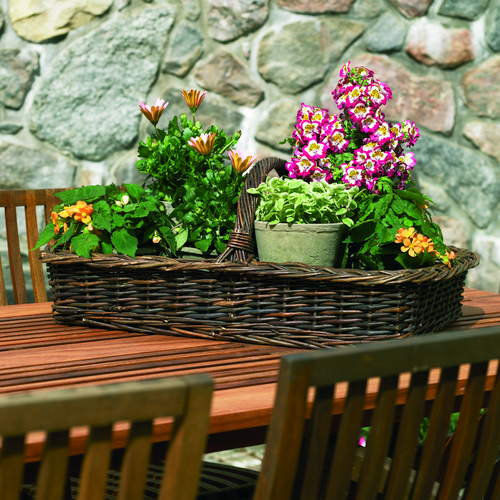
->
[216, 156, 287, 263]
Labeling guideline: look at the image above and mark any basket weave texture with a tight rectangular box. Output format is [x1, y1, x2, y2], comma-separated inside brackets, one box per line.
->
[41, 157, 480, 349]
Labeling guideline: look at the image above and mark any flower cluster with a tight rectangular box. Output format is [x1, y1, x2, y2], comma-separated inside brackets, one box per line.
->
[395, 227, 456, 268]
[285, 62, 420, 192]
[334, 63, 419, 191]
[51, 201, 94, 234]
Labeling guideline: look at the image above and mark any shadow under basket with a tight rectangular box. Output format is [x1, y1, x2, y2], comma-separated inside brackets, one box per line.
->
[40, 157, 480, 349]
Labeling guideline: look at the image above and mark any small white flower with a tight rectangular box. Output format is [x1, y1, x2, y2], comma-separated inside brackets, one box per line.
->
[122, 194, 130, 205]
[115, 200, 123, 207]
[87, 223, 94, 231]
[152, 236, 161, 244]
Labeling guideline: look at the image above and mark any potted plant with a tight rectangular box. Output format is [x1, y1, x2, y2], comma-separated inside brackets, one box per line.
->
[33, 91, 257, 259]
[247, 177, 358, 266]
[249, 62, 456, 271]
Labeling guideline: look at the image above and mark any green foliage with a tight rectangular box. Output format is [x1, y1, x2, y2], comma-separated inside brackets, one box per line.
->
[136, 113, 244, 254]
[247, 177, 359, 226]
[338, 178, 448, 270]
[33, 184, 176, 259]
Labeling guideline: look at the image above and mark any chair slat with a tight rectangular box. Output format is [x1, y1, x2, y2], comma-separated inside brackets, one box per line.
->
[384, 370, 429, 500]
[251, 360, 312, 500]
[326, 379, 367, 500]
[159, 375, 214, 500]
[0, 251, 7, 307]
[409, 366, 459, 500]
[438, 362, 488, 500]
[464, 365, 500, 500]
[25, 190, 48, 303]
[298, 385, 334, 500]
[76, 425, 114, 500]
[117, 420, 153, 500]
[4, 192, 27, 304]
[355, 375, 399, 500]
[35, 430, 70, 500]
[0, 435, 25, 499]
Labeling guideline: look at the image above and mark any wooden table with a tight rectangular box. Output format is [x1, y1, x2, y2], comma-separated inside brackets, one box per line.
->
[1, 287, 498, 463]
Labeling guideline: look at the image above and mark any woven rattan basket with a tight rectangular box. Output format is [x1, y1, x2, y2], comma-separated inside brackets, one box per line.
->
[41, 157, 479, 349]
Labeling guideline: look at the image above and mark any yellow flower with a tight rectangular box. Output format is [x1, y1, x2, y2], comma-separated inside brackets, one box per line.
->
[401, 235, 423, 257]
[51, 212, 60, 234]
[228, 149, 257, 175]
[188, 133, 216, 156]
[180, 89, 207, 114]
[139, 98, 168, 126]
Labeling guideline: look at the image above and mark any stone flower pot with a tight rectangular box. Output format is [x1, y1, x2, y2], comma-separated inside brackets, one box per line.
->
[254, 221, 345, 267]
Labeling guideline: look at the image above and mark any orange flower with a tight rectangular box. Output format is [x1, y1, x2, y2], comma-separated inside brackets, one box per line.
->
[71, 201, 94, 224]
[63, 222, 69, 233]
[188, 133, 216, 156]
[139, 98, 168, 126]
[401, 235, 423, 257]
[51, 212, 60, 234]
[439, 250, 456, 269]
[228, 149, 257, 175]
[180, 89, 207, 114]
[415, 233, 435, 254]
[395, 227, 415, 244]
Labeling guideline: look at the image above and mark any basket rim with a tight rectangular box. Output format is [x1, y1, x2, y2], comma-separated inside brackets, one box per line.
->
[40, 246, 479, 286]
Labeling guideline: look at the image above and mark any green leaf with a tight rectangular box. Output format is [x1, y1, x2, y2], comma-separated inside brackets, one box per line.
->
[124, 183, 145, 203]
[31, 223, 57, 250]
[111, 228, 138, 257]
[92, 201, 112, 232]
[55, 185, 106, 205]
[57, 223, 77, 246]
[214, 238, 226, 254]
[175, 228, 189, 250]
[195, 235, 213, 253]
[349, 221, 377, 242]
[70, 233, 101, 258]
[113, 213, 126, 227]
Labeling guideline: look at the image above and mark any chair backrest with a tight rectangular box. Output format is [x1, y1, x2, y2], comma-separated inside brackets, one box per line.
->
[0, 374, 213, 500]
[0, 189, 64, 305]
[254, 327, 500, 500]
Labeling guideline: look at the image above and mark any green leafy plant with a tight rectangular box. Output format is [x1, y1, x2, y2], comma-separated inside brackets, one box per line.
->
[247, 177, 359, 226]
[339, 178, 449, 270]
[33, 184, 175, 258]
[136, 91, 255, 255]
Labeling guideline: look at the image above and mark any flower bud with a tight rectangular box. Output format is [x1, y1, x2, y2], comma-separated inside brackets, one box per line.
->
[122, 195, 130, 205]
[88, 223, 94, 231]
[152, 236, 161, 244]
[115, 200, 123, 207]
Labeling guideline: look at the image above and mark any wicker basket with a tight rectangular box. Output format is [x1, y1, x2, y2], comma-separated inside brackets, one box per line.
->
[41, 157, 479, 349]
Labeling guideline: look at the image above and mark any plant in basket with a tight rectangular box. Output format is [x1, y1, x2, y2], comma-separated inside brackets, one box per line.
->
[33, 90, 257, 258]
[250, 61, 457, 271]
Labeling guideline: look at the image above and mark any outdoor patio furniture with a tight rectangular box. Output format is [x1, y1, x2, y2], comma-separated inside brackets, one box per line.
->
[251, 324, 500, 500]
[0, 188, 63, 304]
[0, 374, 213, 500]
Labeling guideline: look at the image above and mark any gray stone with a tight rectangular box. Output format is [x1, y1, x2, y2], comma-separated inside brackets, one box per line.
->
[163, 22, 203, 77]
[432, 216, 469, 250]
[29, 8, 174, 162]
[352, 0, 385, 18]
[0, 142, 76, 189]
[387, 0, 432, 18]
[469, 235, 500, 292]
[462, 56, 500, 118]
[9, 0, 113, 43]
[411, 133, 500, 229]
[366, 13, 406, 53]
[0, 123, 22, 134]
[257, 18, 365, 94]
[487, 0, 500, 51]
[195, 52, 264, 107]
[406, 18, 474, 69]
[417, 177, 451, 213]
[0, 48, 39, 110]
[207, 0, 268, 43]
[255, 98, 300, 152]
[463, 120, 500, 163]
[321, 54, 456, 135]
[147, 88, 244, 137]
[278, 0, 355, 13]
[108, 151, 148, 186]
[439, 0, 489, 20]
[117, 0, 132, 10]
[183, 0, 201, 20]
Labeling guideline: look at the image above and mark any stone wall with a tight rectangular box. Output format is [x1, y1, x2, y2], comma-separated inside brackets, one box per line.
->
[0, 0, 499, 300]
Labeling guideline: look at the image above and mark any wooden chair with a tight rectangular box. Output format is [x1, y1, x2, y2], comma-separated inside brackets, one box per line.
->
[0, 188, 63, 305]
[252, 326, 500, 500]
[0, 374, 213, 500]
